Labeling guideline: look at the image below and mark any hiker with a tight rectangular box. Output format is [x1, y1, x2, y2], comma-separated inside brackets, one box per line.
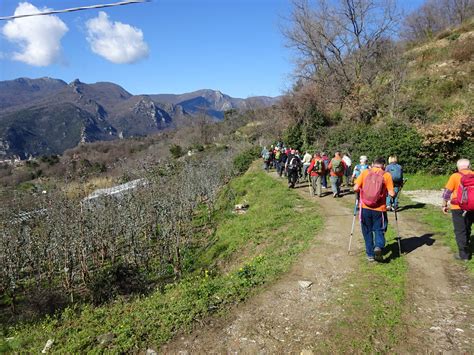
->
[352, 156, 370, 180]
[328, 151, 347, 197]
[385, 156, 404, 211]
[442, 158, 474, 261]
[307, 152, 325, 197]
[302, 151, 312, 179]
[261, 146, 270, 171]
[286, 149, 301, 188]
[281, 148, 288, 177]
[321, 152, 330, 189]
[295, 150, 303, 181]
[354, 157, 396, 262]
[342, 153, 352, 187]
[274, 147, 282, 176]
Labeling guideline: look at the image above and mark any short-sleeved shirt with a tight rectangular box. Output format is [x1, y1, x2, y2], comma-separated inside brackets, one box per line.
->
[355, 167, 395, 212]
[444, 169, 474, 210]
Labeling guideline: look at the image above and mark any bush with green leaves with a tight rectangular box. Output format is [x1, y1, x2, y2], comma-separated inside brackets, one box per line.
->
[318, 121, 423, 173]
[233, 146, 260, 174]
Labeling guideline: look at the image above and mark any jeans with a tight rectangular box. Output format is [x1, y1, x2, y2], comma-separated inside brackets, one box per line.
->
[311, 175, 322, 196]
[386, 186, 401, 208]
[330, 175, 342, 195]
[360, 208, 388, 258]
[452, 209, 473, 260]
[322, 174, 327, 188]
[275, 161, 282, 176]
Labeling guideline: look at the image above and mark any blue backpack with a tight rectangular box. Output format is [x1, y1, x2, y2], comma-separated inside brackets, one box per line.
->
[386, 163, 402, 184]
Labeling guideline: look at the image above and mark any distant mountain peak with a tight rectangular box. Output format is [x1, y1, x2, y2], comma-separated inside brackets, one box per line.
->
[0, 76, 279, 158]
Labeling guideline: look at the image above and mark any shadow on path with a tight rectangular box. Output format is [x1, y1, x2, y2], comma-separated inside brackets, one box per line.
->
[383, 233, 436, 262]
[397, 203, 426, 212]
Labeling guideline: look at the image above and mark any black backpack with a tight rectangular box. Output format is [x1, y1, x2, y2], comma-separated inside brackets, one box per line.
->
[288, 157, 300, 170]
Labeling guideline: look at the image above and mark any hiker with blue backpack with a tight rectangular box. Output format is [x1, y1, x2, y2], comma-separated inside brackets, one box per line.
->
[354, 157, 396, 262]
[442, 158, 474, 262]
[352, 156, 370, 181]
[385, 156, 404, 211]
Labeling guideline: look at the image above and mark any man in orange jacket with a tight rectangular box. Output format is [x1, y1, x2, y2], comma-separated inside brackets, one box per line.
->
[354, 157, 395, 262]
[442, 158, 474, 261]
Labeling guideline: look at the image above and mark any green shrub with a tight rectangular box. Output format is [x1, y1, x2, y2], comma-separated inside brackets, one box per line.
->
[324, 121, 423, 173]
[446, 32, 460, 41]
[169, 144, 184, 159]
[233, 146, 260, 174]
[435, 79, 464, 98]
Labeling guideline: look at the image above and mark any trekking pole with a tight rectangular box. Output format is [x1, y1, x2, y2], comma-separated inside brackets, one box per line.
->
[393, 178, 407, 256]
[348, 193, 359, 255]
[307, 174, 312, 196]
[394, 205, 402, 255]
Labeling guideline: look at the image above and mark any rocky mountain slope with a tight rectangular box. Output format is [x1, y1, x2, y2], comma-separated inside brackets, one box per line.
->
[0, 77, 278, 158]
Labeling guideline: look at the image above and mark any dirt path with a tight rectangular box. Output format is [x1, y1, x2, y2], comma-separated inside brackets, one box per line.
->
[392, 211, 474, 353]
[162, 174, 474, 354]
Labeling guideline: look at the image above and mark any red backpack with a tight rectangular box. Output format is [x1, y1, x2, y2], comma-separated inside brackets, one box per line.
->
[362, 170, 387, 208]
[453, 172, 474, 211]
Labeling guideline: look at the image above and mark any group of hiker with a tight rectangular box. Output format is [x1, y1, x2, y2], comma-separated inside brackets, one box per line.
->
[261, 144, 472, 264]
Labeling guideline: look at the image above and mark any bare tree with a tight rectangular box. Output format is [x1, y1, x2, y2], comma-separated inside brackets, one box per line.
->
[403, 0, 474, 42]
[284, 0, 400, 110]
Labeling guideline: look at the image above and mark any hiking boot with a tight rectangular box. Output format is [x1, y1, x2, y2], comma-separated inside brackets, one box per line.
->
[454, 254, 469, 262]
[374, 247, 383, 262]
[333, 193, 337, 198]
[367, 256, 375, 262]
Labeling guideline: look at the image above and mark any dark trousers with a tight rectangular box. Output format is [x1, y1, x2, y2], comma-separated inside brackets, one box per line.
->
[288, 169, 298, 187]
[275, 161, 282, 176]
[322, 174, 327, 188]
[452, 210, 473, 260]
[360, 208, 388, 258]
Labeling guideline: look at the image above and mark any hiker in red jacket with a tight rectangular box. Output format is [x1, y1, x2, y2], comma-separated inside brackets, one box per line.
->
[307, 153, 325, 197]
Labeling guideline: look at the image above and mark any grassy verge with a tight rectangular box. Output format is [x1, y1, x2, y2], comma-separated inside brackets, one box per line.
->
[403, 173, 449, 191]
[315, 227, 408, 353]
[1, 162, 322, 353]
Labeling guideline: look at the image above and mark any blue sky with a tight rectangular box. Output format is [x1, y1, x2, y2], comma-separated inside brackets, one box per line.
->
[0, 0, 425, 98]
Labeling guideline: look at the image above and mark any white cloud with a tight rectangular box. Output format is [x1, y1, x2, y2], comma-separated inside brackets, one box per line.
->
[86, 12, 149, 64]
[2, 2, 68, 66]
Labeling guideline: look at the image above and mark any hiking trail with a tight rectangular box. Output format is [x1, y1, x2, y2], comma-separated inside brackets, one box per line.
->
[161, 173, 474, 354]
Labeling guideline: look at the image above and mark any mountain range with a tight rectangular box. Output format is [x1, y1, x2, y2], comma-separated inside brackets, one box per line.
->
[0, 77, 279, 159]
